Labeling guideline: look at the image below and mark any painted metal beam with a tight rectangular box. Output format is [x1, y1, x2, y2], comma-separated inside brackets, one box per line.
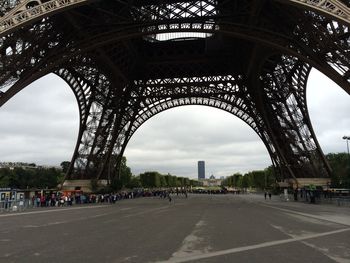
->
[0, 0, 350, 39]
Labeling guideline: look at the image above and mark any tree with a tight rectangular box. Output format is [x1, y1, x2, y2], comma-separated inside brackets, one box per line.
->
[119, 156, 132, 187]
[241, 175, 250, 188]
[60, 161, 71, 173]
[0, 168, 12, 187]
[221, 173, 243, 187]
[111, 156, 133, 190]
[126, 176, 141, 189]
[139, 171, 163, 188]
[0, 166, 62, 189]
[326, 153, 350, 188]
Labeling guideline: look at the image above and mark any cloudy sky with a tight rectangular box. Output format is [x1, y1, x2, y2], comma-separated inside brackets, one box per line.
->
[0, 69, 349, 179]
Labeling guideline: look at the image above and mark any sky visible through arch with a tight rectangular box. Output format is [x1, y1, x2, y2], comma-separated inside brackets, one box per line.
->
[0, 69, 349, 179]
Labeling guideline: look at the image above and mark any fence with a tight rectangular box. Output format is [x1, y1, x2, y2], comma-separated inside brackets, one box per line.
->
[334, 197, 350, 207]
[0, 199, 31, 213]
[279, 192, 350, 207]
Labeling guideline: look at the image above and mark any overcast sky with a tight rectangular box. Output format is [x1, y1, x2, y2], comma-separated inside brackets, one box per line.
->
[0, 69, 349, 179]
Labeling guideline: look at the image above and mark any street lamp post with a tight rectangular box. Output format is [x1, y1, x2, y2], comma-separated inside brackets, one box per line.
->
[343, 136, 350, 156]
[342, 136, 350, 187]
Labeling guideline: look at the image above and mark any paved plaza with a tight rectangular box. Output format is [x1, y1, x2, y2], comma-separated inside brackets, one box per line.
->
[0, 194, 349, 263]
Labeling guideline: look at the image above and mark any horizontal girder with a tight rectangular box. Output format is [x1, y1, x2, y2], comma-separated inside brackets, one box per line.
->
[0, 0, 350, 39]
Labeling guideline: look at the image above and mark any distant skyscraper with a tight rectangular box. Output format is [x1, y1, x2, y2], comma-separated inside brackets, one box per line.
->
[198, 161, 205, 179]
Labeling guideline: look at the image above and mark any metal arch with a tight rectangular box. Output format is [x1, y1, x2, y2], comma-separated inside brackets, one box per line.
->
[55, 68, 91, 124]
[0, 0, 91, 37]
[1, 0, 350, 39]
[108, 76, 282, 182]
[127, 98, 261, 142]
[55, 68, 92, 177]
[109, 77, 300, 183]
[111, 97, 264, 179]
[126, 78, 260, 138]
[277, 0, 350, 25]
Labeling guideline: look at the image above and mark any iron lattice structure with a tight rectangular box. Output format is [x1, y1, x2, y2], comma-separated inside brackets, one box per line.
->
[1, 0, 350, 184]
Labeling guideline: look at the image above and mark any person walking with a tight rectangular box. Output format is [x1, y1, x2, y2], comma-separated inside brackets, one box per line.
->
[268, 192, 272, 200]
[264, 191, 267, 200]
[167, 192, 172, 203]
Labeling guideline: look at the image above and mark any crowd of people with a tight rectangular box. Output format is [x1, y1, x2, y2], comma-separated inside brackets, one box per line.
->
[29, 188, 192, 208]
[29, 190, 147, 208]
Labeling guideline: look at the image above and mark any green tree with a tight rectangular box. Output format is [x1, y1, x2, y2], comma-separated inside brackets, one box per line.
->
[241, 175, 250, 188]
[126, 176, 141, 189]
[111, 156, 133, 190]
[60, 161, 71, 173]
[0, 168, 12, 187]
[119, 157, 132, 187]
[140, 171, 162, 188]
[326, 153, 350, 188]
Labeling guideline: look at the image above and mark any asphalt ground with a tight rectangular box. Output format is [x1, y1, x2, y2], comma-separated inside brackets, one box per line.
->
[0, 194, 349, 263]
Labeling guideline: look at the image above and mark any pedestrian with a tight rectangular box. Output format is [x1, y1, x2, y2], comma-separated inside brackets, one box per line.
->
[31, 195, 35, 208]
[268, 192, 272, 200]
[264, 191, 267, 200]
[168, 192, 172, 203]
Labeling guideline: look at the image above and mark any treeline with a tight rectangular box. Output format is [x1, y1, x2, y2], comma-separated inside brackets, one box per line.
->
[1, 153, 349, 190]
[0, 167, 63, 189]
[107, 158, 201, 190]
[222, 153, 350, 190]
[0, 157, 199, 191]
[221, 167, 275, 190]
[139, 171, 200, 188]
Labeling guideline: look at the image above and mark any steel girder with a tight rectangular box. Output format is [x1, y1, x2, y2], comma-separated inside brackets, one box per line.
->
[0, 0, 350, 38]
[0, 1, 349, 183]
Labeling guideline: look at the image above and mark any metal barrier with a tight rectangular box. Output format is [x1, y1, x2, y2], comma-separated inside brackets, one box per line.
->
[335, 197, 350, 207]
[0, 199, 31, 213]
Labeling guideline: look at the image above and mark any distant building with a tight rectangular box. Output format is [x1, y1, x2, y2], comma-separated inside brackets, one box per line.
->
[201, 178, 223, 187]
[209, 174, 215, 179]
[0, 162, 61, 171]
[198, 161, 205, 179]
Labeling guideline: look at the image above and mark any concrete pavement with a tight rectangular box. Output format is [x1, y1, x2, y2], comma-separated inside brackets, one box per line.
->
[0, 194, 349, 262]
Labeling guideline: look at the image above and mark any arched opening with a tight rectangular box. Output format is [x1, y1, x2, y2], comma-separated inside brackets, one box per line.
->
[124, 105, 271, 179]
[0, 73, 79, 166]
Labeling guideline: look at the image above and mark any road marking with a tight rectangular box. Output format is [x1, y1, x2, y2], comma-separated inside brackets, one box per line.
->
[158, 227, 350, 263]
[22, 225, 39, 228]
[123, 206, 169, 218]
[300, 240, 349, 263]
[270, 223, 349, 263]
[0, 205, 109, 218]
[120, 208, 132, 211]
[170, 220, 211, 260]
[47, 221, 67, 226]
[88, 213, 111, 219]
[259, 203, 350, 226]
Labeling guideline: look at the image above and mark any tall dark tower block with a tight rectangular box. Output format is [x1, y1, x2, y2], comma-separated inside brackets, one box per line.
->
[198, 161, 205, 180]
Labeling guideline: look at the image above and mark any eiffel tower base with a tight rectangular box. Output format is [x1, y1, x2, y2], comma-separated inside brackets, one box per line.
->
[61, 180, 109, 193]
[279, 178, 331, 189]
